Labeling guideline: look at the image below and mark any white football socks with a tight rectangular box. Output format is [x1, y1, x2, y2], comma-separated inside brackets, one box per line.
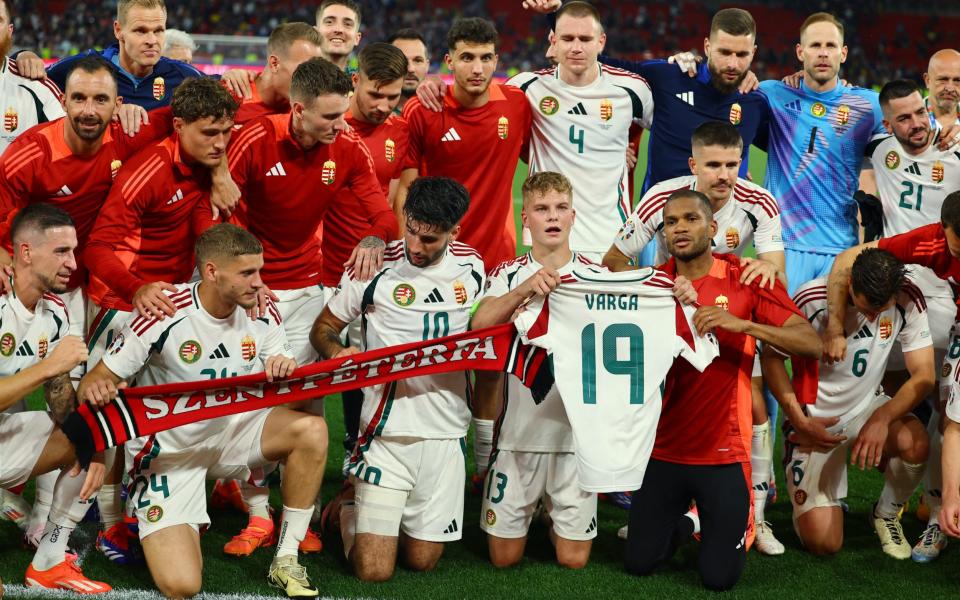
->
[750, 421, 772, 524]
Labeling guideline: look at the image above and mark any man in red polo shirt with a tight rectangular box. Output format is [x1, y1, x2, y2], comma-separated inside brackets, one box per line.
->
[197, 57, 396, 554]
[399, 17, 531, 273]
[323, 42, 410, 476]
[623, 189, 821, 591]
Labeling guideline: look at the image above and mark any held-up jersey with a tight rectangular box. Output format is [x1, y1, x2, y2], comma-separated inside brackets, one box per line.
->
[327, 240, 486, 439]
[485, 252, 601, 453]
[513, 267, 719, 492]
[0, 57, 63, 154]
[321, 113, 409, 288]
[0, 290, 69, 385]
[614, 175, 782, 264]
[877, 223, 960, 296]
[758, 79, 885, 253]
[102, 282, 291, 442]
[793, 277, 930, 421]
[402, 84, 532, 272]
[866, 131, 960, 298]
[506, 65, 654, 252]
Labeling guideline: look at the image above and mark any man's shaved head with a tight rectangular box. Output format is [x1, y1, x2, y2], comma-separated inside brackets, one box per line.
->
[925, 49, 960, 118]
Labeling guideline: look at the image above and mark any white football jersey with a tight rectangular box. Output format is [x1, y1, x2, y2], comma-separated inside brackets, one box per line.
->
[328, 240, 485, 439]
[794, 277, 931, 421]
[0, 58, 64, 154]
[0, 289, 70, 413]
[614, 175, 783, 265]
[944, 323, 960, 422]
[513, 267, 718, 492]
[103, 282, 292, 442]
[866, 131, 960, 298]
[507, 64, 654, 253]
[484, 251, 601, 453]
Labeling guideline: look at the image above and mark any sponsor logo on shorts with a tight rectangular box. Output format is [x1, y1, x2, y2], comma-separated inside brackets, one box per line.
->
[729, 102, 742, 125]
[241, 335, 257, 361]
[152, 77, 165, 101]
[37, 335, 48, 359]
[453, 280, 468, 305]
[0, 332, 15, 356]
[497, 116, 509, 140]
[811, 102, 826, 118]
[725, 227, 740, 249]
[146, 505, 163, 522]
[885, 150, 900, 170]
[600, 98, 613, 121]
[3, 107, 17, 132]
[539, 96, 559, 115]
[878, 316, 893, 341]
[392, 283, 415, 307]
[485, 509, 496, 526]
[178, 340, 202, 363]
[943, 362, 952, 379]
[794, 489, 807, 505]
[836, 104, 850, 125]
[714, 294, 729, 311]
[322, 160, 336, 184]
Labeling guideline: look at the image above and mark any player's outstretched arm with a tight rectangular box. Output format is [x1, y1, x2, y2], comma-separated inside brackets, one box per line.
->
[78, 360, 126, 409]
[0, 335, 87, 413]
[760, 351, 844, 449]
[13, 50, 47, 80]
[210, 158, 241, 220]
[310, 306, 355, 360]
[942, 418, 960, 537]
[394, 168, 418, 230]
[824, 241, 880, 363]
[694, 310, 821, 359]
[601, 244, 638, 272]
[470, 267, 561, 330]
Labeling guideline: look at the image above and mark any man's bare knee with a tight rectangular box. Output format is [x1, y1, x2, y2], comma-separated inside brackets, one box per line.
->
[353, 557, 394, 583]
[401, 538, 444, 572]
[155, 575, 201, 599]
[555, 538, 591, 569]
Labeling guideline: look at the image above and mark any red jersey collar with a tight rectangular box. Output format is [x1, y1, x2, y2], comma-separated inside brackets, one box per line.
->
[660, 252, 738, 279]
[444, 81, 508, 110]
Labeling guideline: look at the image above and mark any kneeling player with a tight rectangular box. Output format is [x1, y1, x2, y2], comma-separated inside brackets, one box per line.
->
[471, 172, 597, 568]
[80, 224, 329, 599]
[764, 248, 933, 558]
[311, 177, 483, 582]
[0, 204, 111, 593]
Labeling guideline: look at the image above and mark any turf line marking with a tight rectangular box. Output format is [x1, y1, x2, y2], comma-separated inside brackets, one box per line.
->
[4, 585, 356, 600]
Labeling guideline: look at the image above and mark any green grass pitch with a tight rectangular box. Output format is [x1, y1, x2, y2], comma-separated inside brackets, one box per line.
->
[3, 137, 958, 598]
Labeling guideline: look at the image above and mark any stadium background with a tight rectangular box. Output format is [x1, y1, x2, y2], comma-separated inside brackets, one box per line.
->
[3, 1, 960, 598]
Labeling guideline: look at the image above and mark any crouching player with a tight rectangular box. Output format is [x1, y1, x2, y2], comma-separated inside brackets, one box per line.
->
[1, 204, 111, 593]
[80, 224, 329, 599]
[470, 172, 597, 568]
[311, 177, 484, 581]
[763, 248, 933, 558]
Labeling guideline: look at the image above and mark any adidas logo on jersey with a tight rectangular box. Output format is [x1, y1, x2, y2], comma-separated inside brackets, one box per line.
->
[441, 128, 461, 142]
[55, 185, 72, 197]
[15, 341, 33, 356]
[266, 162, 287, 177]
[784, 100, 802, 112]
[675, 91, 694, 106]
[208, 343, 231, 359]
[904, 162, 922, 176]
[568, 102, 588, 115]
[166, 188, 184, 205]
[852, 325, 873, 340]
[442, 519, 459, 534]
[424, 288, 445, 303]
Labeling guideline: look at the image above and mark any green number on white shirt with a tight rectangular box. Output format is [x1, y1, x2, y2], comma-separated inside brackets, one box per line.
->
[580, 323, 644, 405]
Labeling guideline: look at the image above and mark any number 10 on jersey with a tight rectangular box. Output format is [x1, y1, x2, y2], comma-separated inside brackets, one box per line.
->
[580, 323, 644, 405]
